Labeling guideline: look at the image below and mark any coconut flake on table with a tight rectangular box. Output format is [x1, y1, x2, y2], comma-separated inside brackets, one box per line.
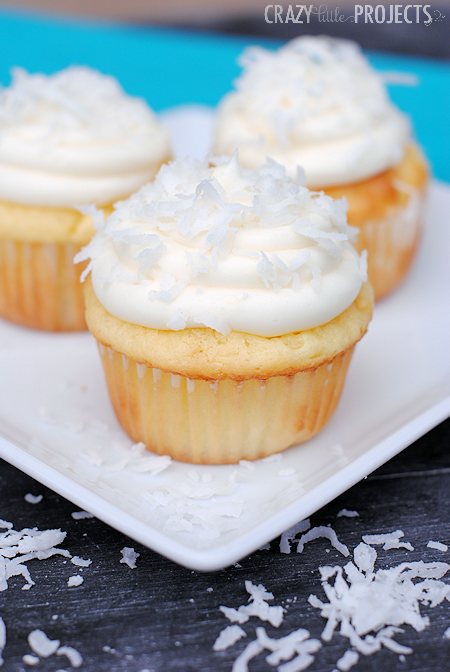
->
[22, 653, 40, 665]
[120, 547, 140, 569]
[0, 616, 5, 666]
[353, 542, 377, 574]
[213, 625, 247, 651]
[297, 526, 350, 557]
[56, 645, 83, 668]
[220, 581, 285, 628]
[280, 519, 311, 554]
[444, 627, 450, 639]
[24, 494, 43, 505]
[0, 525, 69, 591]
[67, 575, 83, 587]
[308, 553, 450, 656]
[28, 630, 60, 658]
[335, 649, 359, 671]
[71, 511, 94, 520]
[231, 626, 321, 672]
[337, 509, 359, 518]
[362, 530, 414, 551]
[427, 540, 448, 552]
[70, 556, 92, 567]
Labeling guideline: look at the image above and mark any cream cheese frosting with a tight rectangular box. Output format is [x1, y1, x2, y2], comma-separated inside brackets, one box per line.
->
[77, 153, 367, 338]
[214, 36, 410, 188]
[0, 66, 170, 207]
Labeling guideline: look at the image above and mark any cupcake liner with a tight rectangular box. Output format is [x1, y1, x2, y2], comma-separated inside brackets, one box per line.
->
[0, 239, 87, 331]
[354, 186, 426, 301]
[97, 341, 355, 464]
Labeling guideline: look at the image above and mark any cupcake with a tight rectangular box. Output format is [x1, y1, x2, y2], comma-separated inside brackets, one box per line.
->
[0, 66, 170, 331]
[79, 153, 373, 464]
[213, 36, 428, 301]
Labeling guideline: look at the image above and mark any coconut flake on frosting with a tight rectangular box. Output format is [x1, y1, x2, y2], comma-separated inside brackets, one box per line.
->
[78, 153, 366, 337]
[214, 36, 411, 188]
[0, 66, 170, 207]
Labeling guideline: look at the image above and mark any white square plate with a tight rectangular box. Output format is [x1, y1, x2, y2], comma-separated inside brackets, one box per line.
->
[0, 108, 449, 571]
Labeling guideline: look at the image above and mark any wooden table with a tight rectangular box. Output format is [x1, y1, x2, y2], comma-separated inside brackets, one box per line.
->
[1, 418, 449, 671]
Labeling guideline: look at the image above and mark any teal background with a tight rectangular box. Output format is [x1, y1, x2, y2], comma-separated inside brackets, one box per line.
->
[0, 8, 449, 181]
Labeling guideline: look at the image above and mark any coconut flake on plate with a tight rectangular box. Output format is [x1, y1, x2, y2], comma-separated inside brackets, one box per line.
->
[67, 575, 83, 587]
[278, 468, 296, 477]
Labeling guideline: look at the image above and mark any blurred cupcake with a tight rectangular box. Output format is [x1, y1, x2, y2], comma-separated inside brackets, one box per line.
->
[79, 153, 372, 464]
[213, 37, 428, 301]
[0, 66, 170, 330]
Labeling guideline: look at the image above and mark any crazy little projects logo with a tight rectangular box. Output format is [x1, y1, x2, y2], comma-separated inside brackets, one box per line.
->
[264, 4, 445, 25]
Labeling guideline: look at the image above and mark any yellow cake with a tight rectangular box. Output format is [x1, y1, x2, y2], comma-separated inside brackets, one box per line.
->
[213, 36, 429, 301]
[0, 66, 170, 330]
[79, 154, 373, 464]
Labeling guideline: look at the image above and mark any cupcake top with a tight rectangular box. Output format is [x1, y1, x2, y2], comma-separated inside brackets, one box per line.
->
[78, 153, 367, 338]
[214, 36, 410, 188]
[0, 66, 170, 207]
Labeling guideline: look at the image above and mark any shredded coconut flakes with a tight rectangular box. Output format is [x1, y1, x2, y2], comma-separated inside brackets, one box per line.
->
[0, 617, 5, 666]
[427, 540, 448, 552]
[28, 630, 60, 658]
[71, 511, 94, 520]
[297, 526, 350, 557]
[337, 509, 359, 518]
[24, 494, 43, 505]
[120, 547, 140, 569]
[0, 524, 69, 591]
[56, 645, 83, 668]
[362, 530, 414, 551]
[213, 625, 247, 651]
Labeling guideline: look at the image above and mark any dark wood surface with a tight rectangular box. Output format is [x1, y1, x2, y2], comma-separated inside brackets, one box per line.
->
[1, 417, 449, 671]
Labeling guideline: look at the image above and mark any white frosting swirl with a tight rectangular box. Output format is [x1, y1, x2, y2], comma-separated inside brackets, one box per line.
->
[78, 154, 366, 338]
[0, 66, 170, 207]
[214, 36, 410, 188]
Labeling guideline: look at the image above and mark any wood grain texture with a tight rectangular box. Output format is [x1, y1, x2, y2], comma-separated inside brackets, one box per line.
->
[0, 418, 449, 671]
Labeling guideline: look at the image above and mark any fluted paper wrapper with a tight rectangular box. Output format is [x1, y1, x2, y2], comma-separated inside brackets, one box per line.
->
[97, 342, 354, 464]
[355, 188, 425, 301]
[0, 239, 86, 331]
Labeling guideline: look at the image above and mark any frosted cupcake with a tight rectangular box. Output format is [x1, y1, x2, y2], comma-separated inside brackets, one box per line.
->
[79, 154, 373, 464]
[0, 66, 170, 330]
[213, 37, 428, 301]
